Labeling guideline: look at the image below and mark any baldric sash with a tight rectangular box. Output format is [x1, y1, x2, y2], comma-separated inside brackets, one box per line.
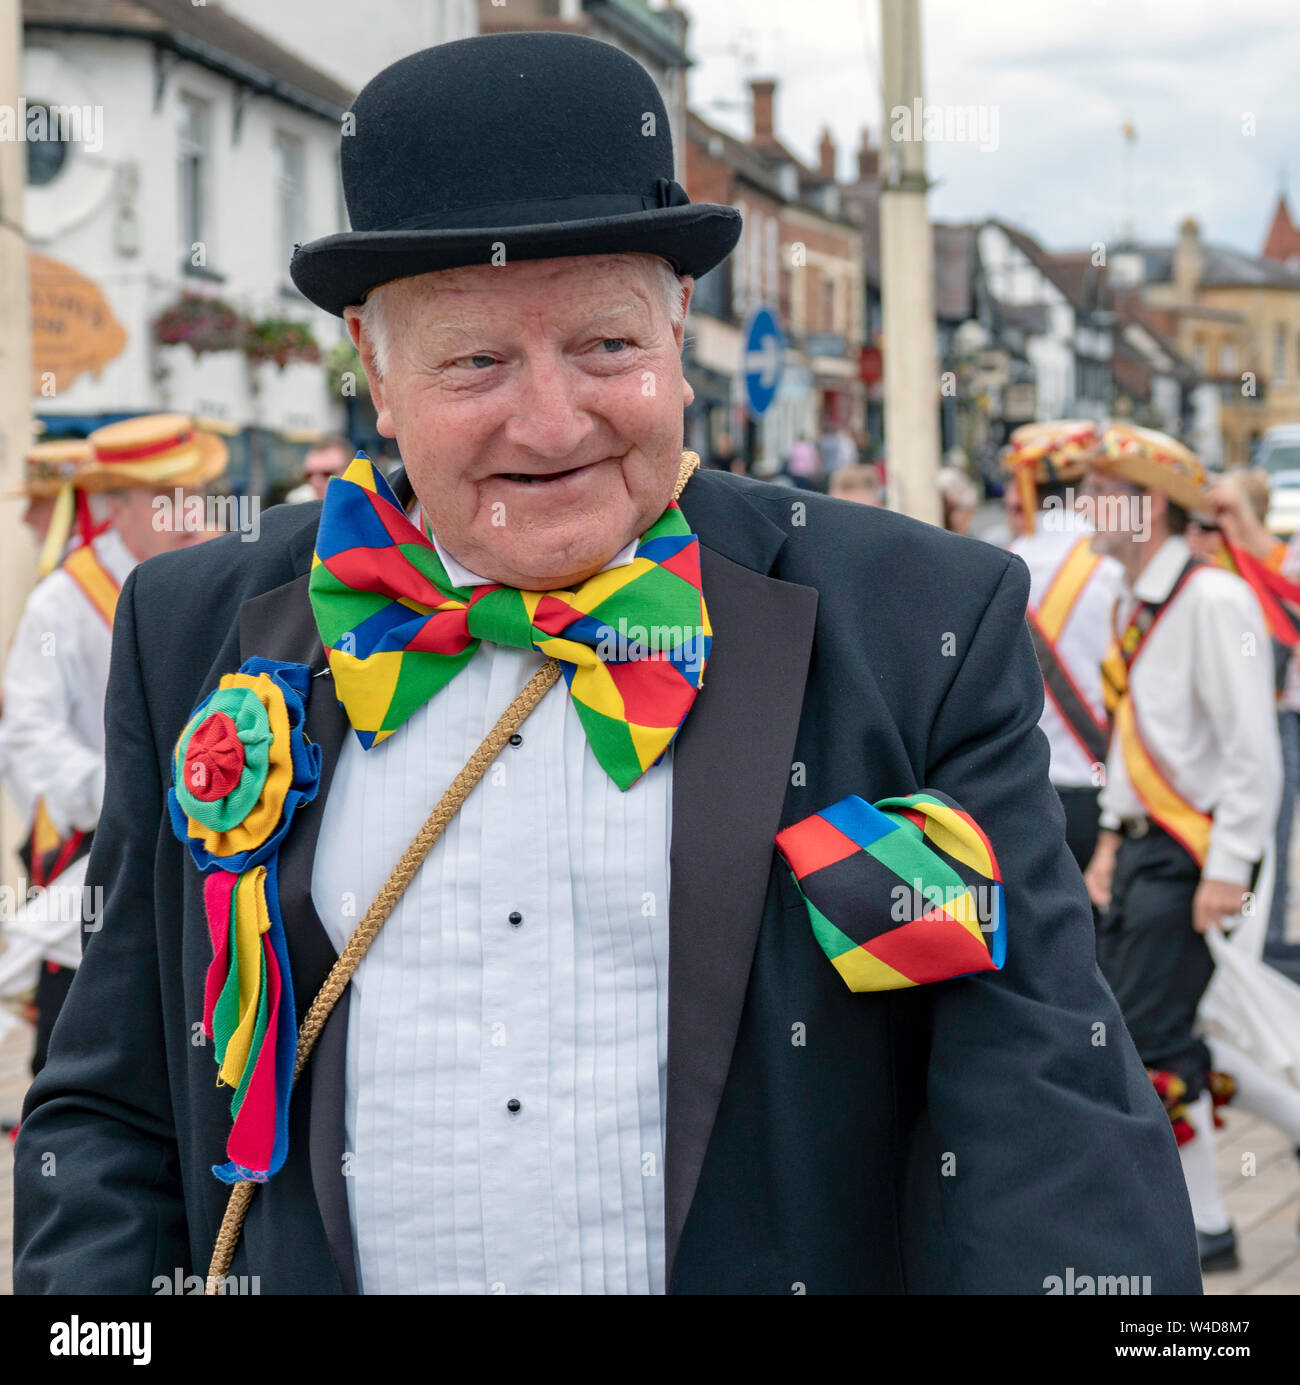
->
[1100, 557, 1211, 866]
[1026, 536, 1109, 766]
[18, 542, 122, 886]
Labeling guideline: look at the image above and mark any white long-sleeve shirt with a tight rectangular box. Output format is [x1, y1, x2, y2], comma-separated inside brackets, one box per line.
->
[0, 529, 136, 838]
[1010, 525, 1123, 788]
[310, 531, 669, 1295]
[1098, 535, 1282, 884]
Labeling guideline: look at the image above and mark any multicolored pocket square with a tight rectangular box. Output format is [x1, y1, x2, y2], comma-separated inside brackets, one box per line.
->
[774, 791, 1006, 992]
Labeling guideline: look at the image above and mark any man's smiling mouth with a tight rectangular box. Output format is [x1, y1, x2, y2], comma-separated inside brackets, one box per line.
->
[496, 462, 593, 484]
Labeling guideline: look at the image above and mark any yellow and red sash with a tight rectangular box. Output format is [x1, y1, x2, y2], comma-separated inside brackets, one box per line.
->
[61, 543, 121, 629]
[1026, 537, 1110, 766]
[18, 542, 122, 885]
[1100, 558, 1211, 865]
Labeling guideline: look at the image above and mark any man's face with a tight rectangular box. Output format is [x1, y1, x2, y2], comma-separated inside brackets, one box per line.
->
[1082, 472, 1152, 558]
[105, 487, 203, 561]
[347, 254, 694, 590]
[304, 445, 350, 501]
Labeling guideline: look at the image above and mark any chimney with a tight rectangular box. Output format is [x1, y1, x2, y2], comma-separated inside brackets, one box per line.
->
[857, 128, 879, 182]
[1173, 215, 1204, 303]
[749, 78, 776, 145]
[818, 127, 836, 180]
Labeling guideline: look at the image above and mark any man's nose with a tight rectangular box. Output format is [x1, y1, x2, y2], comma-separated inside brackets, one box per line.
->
[502, 352, 596, 460]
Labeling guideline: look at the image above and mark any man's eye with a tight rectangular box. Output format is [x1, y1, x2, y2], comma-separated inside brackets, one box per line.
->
[600, 338, 628, 353]
[465, 354, 497, 369]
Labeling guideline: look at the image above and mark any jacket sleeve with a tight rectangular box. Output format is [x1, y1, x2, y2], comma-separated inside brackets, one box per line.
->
[915, 554, 1202, 1294]
[12, 569, 190, 1293]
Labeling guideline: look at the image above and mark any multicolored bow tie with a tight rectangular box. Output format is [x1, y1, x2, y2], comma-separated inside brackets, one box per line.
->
[308, 454, 711, 790]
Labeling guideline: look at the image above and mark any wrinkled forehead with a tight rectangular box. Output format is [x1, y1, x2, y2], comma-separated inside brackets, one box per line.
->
[377, 252, 668, 321]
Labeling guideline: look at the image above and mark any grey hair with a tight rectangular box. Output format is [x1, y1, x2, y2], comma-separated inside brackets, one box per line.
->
[351, 253, 687, 380]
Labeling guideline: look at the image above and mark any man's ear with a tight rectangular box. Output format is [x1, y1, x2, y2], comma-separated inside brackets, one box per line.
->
[672, 276, 695, 353]
[344, 306, 395, 437]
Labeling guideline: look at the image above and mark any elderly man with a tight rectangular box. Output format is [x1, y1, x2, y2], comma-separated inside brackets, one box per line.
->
[14, 33, 1198, 1296]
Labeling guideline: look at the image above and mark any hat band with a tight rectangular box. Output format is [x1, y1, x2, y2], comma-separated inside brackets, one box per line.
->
[96, 426, 195, 464]
[378, 178, 691, 234]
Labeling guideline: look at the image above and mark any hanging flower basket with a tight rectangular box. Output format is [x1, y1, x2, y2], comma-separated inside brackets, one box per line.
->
[152, 292, 248, 357]
[244, 318, 321, 371]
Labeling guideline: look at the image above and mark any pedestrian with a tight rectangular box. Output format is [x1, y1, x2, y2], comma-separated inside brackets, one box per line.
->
[0, 415, 227, 1079]
[1082, 423, 1281, 1272]
[284, 435, 354, 504]
[827, 463, 882, 505]
[15, 32, 1198, 1296]
[1002, 421, 1122, 878]
[706, 429, 739, 472]
[784, 432, 821, 491]
[936, 465, 979, 535]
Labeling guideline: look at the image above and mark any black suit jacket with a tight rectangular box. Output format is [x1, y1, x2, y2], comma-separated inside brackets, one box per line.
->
[13, 469, 1202, 1293]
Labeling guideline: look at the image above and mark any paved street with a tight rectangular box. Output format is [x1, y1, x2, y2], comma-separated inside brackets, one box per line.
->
[1, 1002, 1298, 1295]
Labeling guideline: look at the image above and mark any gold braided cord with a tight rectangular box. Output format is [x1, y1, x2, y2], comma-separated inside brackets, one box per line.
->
[205, 451, 699, 1293]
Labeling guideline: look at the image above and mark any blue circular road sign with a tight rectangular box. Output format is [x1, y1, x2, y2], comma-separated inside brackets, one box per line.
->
[743, 307, 785, 416]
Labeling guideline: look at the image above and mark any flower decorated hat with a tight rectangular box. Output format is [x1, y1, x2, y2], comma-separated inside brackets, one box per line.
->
[1092, 422, 1207, 513]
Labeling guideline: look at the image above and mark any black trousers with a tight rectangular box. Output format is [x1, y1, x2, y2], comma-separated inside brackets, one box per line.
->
[31, 962, 76, 1078]
[1056, 785, 1101, 875]
[1097, 825, 1212, 1101]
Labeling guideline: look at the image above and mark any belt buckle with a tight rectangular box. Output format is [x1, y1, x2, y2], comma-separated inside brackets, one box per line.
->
[1127, 817, 1150, 839]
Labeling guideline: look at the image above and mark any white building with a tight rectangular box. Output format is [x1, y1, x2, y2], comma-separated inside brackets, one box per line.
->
[977, 220, 1113, 424]
[21, 0, 476, 492]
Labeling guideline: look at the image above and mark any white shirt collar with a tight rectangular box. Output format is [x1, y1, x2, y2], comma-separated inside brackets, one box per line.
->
[94, 526, 140, 586]
[1131, 535, 1191, 604]
[424, 521, 639, 590]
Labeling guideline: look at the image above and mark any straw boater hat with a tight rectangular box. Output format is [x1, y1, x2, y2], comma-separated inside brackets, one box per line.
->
[1091, 422, 1207, 514]
[5, 439, 92, 499]
[1001, 420, 1101, 534]
[79, 413, 228, 492]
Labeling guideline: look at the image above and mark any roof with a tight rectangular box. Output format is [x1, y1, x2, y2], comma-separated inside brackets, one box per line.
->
[687, 108, 785, 202]
[1113, 235, 1300, 290]
[985, 220, 1113, 313]
[1263, 194, 1300, 263]
[23, 0, 353, 117]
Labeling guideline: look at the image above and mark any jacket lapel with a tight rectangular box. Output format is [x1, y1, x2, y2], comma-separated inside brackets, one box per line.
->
[238, 559, 358, 1292]
[665, 478, 819, 1283]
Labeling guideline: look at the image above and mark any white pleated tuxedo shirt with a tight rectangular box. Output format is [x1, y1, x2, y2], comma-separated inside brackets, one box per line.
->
[310, 531, 672, 1295]
[1010, 525, 1123, 788]
[1097, 535, 1281, 884]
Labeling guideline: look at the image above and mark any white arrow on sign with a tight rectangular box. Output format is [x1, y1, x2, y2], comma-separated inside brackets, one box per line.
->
[744, 334, 781, 386]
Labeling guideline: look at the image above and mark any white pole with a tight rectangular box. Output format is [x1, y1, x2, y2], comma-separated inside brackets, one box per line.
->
[0, 0, 34, 889]
[879, 0, 942, 524]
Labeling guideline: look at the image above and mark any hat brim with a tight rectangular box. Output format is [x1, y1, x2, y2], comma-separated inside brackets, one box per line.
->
[79, 431, 229, 492]
[290, 204, 743, 317]
[1090, 452, 1206, 513]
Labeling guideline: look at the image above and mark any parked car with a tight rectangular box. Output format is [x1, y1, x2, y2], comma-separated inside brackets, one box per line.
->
[1259, 425, 1300, 537]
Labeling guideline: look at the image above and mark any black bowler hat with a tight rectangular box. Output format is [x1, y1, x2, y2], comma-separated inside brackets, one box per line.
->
[290, 31, 743, 317]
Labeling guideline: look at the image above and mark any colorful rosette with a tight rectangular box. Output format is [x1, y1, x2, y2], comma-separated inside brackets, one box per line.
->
[167, 657, 322, 1184]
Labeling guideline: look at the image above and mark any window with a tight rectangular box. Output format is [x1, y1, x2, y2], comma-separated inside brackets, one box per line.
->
[1220, 343, 1236, 373]
[821, 275, 836, 332]
[1193, 339, 1206, 371]
[1275, 323, 1287, 384]
[275, 130, 307, 280]
[177, 93, 211, 263]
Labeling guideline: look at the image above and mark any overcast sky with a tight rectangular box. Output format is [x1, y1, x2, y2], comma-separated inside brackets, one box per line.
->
[680, 0, 1297, 257]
